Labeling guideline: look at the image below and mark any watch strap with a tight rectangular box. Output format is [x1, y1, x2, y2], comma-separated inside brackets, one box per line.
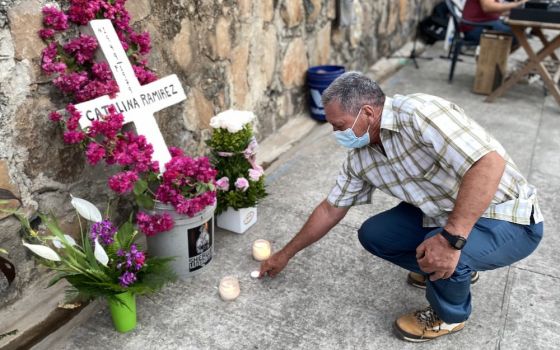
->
[440, 229, 467, 250]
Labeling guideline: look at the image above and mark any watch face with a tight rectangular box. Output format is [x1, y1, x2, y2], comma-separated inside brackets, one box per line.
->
[455, 238, 466, 249]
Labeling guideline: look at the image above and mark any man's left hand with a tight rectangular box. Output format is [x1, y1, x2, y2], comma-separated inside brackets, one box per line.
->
[416, 234, 461, 281]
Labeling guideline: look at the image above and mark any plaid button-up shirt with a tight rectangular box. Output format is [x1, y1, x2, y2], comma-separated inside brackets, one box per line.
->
[327, 93, 543, 227]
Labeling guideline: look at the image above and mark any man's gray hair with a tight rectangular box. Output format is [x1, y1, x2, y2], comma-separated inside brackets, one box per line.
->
[321, 72, 385, 115]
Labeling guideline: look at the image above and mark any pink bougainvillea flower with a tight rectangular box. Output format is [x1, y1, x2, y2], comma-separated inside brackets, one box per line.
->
[48, 111, 63, 122]
[133, 65, 157, 85]
[41, 42, 66, 75]
[38, 28, 55, 40]
[67, 0, 102, 25]
[108, 171, 138, 194]
[136, 212, 174, 236]
[74, 79, 119, 102]
[85, 142, 106, 165]
[130, 31, 151, 55]
[53, 71, 89, 96]
[64, 103, 82, 131]
[42, 6, 69, 31]
[63, 130, 86, 144]
[91, 62, 113, 82]
[86, 106, 124, 139]
[168, 147, 184, 157]
[63, 35, 98, 65]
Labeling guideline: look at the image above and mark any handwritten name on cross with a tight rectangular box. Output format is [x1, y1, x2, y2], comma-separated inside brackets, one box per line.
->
[75, 19, 186, 173]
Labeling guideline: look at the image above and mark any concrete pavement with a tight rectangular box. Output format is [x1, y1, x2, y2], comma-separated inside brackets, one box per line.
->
[38, 41, 560, 350]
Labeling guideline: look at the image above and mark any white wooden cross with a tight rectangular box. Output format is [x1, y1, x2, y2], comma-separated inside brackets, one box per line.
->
[75, 19, 187, 173]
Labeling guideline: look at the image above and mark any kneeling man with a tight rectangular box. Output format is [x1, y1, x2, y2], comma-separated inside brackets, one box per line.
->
[260, 72, 543, 342]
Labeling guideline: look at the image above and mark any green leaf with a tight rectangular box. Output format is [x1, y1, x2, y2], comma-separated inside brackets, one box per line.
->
[135, 193, 154, 210]
[81, 223, 100, 271]
[48, 272, 73, 288]
[133, 179, 148, 196]
[116, 221, 135, 248]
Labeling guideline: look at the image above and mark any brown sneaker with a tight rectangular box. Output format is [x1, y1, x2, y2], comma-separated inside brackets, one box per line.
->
[393, 306, 465, 342]
[407, 271, 479, 289]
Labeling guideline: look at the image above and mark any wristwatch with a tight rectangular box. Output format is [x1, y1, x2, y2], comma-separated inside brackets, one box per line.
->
[440, 229, 467, 250]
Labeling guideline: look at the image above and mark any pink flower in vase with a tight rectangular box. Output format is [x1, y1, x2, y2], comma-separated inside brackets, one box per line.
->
[216, 177, 229, 191]
[235, 177, 249, 192]
[248, 167, 263, 181]
[108, 171, 138, 194]
[136, 212, 174, 237]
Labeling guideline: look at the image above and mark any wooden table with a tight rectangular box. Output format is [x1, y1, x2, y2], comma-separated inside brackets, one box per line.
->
[486, 19, 560, 106]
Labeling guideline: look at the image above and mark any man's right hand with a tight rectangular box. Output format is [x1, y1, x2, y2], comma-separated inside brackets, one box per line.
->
[259, 251, 290, 278]
[257, 200, 349, 279]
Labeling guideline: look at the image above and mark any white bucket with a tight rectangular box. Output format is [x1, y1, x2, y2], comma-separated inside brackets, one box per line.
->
[146, 203, 216, 279]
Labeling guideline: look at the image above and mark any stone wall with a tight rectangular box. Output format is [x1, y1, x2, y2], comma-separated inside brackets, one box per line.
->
[0, 0, 438, 306]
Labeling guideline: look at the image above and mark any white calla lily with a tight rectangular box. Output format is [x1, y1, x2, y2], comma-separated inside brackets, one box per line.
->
[52, 235, 77, 249]
[22, 241, 61, 261]
[64, 234, 77, 246]
[93, 238, 109, 266]
[70, 195, 102, 222]
[52, 239, 63, 249]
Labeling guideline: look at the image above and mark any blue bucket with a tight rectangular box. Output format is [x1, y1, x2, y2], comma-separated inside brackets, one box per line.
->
[307, 65, 345, 121]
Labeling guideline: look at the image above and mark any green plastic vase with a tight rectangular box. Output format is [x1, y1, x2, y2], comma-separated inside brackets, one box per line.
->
[108, 291, 137, 333]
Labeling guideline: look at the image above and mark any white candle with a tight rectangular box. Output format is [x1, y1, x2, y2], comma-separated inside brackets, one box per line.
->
[252, 239, 272, 261]
[219, 276, 240, 301]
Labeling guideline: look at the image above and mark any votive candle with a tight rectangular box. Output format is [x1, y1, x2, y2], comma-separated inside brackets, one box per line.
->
[219, 276, 240, 301]
[252, 239, 272, 261]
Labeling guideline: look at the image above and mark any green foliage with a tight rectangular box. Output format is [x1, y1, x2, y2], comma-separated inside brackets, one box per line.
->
[133, 179, 154, 210]
[207, 124, 268, 214]
[207, 125, 253, 153]
[217, 178, 266, 212]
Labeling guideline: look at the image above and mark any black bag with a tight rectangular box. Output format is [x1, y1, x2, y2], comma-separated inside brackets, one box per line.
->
[419, 1, 450, 45]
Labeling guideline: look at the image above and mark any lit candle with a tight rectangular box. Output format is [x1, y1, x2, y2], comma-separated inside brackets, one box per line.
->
[219, 276, 240, 301]
[252, 239, 272, 261]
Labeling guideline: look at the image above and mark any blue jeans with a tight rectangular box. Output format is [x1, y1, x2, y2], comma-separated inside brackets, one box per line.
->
[357, 202, 543, 323]
[463, 20, 517, 46]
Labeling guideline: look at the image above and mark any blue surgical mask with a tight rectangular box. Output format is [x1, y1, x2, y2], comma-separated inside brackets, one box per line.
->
[334, 107, 370, 148]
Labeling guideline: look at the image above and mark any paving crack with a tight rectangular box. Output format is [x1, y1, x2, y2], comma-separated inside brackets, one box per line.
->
[496, 266, 515, 350]
[511, 265, 560, 281]
[526, 99, 546, 180]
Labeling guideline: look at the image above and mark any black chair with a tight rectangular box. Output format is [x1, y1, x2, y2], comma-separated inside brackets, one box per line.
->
[445, 0, 495, 83]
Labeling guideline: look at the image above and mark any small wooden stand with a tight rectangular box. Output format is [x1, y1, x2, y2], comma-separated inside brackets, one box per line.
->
[473, 31, 512, 95]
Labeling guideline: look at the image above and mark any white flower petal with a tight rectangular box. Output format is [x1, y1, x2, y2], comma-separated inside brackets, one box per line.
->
[64, 234, 77, 246]
[53, 235, 76, 249]
[70, 195, 102, 222]
[210, 110, 255, 133]
[23, 241, 61, 261]
[94, 238, 109, 266]
[52, 239, 63, 249]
